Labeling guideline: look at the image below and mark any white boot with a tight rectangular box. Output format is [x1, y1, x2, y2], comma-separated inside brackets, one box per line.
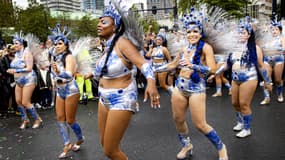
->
[236, 129, 251, 138]
[233, 122, 243, 131]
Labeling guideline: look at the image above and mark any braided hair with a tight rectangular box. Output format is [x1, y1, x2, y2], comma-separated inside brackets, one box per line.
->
[247, 29, 258, 69]
[190, 40, 205, 83]
[100, 20, 125, 77]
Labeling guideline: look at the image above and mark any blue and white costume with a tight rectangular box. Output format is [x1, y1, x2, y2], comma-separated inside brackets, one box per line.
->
[262, 36, 284, 67]
[52, 53, 79, 99]
[10, 48, 37, 87]
[151, 46, 167, 69]
[227, 44, 258, 83]
[214, 54, 227, 64]
[175, 45, 208, 97]
[94, 46, 138, 113]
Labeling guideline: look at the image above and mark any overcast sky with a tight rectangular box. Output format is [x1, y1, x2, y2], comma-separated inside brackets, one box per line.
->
[12, 0, 29, 9]
[12, 0, 147, 10]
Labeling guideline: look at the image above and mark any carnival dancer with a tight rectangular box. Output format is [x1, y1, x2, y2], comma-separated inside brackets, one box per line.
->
[7, 32, 43, 129]
[146, 34, 173, 94]
[258, 16, 285, 104]
[49, 24, 84, 159]
[154, 7, 228, 160]
[87, 1, 160, 159]
[208, 17, 272, 138]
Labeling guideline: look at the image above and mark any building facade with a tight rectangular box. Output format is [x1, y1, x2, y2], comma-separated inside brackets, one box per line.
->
[39, 0, 81, 12]
[146, 0, 173, 19]
[82, 0, 104, 13]
[1, 0, 12, 4]
[250, 0, 273, 19]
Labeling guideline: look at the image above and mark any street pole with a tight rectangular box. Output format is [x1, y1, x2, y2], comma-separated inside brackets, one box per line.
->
[174, 0, 178, 20]
[282, 0, 285, 19]
[44, 0, 49, 38]
[245, 0, 248, 16]
[272, 0, 277, 20]
[173, 0, 178, 31]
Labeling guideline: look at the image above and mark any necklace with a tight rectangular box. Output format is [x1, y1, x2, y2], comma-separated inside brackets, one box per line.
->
[187, 44, 196, 53]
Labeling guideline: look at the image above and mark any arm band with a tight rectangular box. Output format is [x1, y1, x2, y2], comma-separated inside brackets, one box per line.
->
[215, 65, 226, 76]
[56, 71, 73, 83]
[153, 64, 169, 73]
[259, 68, 271, 84]
[141, 63, 155, 80]
[191, 64, 210, 75]
[15, 68, 28, 73]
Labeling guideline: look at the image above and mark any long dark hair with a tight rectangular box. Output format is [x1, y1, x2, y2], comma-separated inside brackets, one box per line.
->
[52, 42, 71, 68]
[227, 29, 258, 69]
[100, 20, 125, 77]
[247, 29, 258, 69]
[190, 39, 204, 83]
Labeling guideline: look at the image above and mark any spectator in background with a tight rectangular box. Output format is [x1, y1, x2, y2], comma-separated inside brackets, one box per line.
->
[0, 44, 17, 116]
[36, 62, 53, 109]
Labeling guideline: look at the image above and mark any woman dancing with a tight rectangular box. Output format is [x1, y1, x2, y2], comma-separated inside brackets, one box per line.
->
[7, 32, 43, 129]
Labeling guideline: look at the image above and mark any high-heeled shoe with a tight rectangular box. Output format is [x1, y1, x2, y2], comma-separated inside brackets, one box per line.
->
[72, 136, 85, 151]
[277, 95, 284, 103]
[228, 89, 232, 96]
[32, 118, 43, 129]
[212, 92, 222, 97]
[260, 97, 270, 105]
[176, 144, 193, 160]
[58, 143, 73, 159]
[219, 144, 228, 160]
[19, 120, 30, 129]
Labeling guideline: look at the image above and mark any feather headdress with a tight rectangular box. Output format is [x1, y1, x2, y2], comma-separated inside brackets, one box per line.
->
[13, 31, 25, 44]
[70, 37, 94, 75]
[111, 0, 144, 51]
[49, 23, 71, 45]
[180, 6, 207, 32]
[271, 15, 282, 28]
[168, 6, 231, 55]
[101, 1, 122, 28]
[23, 33, 45, 66]
[238, 16, 253, 34]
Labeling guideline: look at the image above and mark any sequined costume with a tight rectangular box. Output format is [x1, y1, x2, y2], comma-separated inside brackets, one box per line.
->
[52, 53, 79, 99]
[151, 46, 167, 69]
[94, 44, 138, 112]
[214, 54, 227, 64]
[227, 44, 258, 83]
[10, 49, 37, 87]
[175, 44, 209, 97]
[262, 36, 284, 67]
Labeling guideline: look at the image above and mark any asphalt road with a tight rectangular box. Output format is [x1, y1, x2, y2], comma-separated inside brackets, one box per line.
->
[1, 87, 285, 160]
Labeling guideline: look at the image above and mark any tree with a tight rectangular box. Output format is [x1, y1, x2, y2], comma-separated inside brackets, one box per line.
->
[129, 5, 160, 33]
[203, 0, 249, 18]
[14, 1, 53, 42]
[0, 1, 15, 28]
[177, 0, 203, 15]
[177, 0, 249, 18]
[72, 15, 98, 38]
[0, 1, 16, 44]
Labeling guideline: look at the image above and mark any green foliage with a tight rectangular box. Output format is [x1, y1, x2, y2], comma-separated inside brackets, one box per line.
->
[130, 5, 160, 34]
[72, 15, 98, 38]
[178, 0, 248, 18]
[14, 3, 49, 42]
[178, 0, 202, 14]
[203, 0, 249, 18]
[0, 1, 15, 28]
[138, 16, 160, 33]
[0, 1, 16, 43]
